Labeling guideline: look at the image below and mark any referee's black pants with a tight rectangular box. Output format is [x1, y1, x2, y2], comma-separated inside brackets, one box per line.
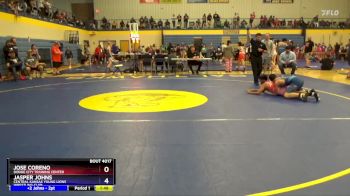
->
[250, 56, 263, 85]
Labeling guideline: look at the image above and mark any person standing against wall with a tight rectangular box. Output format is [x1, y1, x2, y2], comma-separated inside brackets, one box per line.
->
[184, 13, 189, 29]
[177, 14, 182, 29]
[207, 13, 212, 28]
[65, 46, 73, 69]
[304, 37, 314, 68]
[172, 14, 176, 29]
[248, 28, 267, 86]
[51, 42, 63, 75]
[223, 40, 234, 72]
[202, 14, 207, 28]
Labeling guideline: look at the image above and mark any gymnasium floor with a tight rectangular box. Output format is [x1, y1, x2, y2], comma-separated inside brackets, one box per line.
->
[0, 69, 350, 195]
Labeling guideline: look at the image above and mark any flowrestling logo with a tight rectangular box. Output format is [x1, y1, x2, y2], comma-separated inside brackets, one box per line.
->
[321, 10, 340, 16]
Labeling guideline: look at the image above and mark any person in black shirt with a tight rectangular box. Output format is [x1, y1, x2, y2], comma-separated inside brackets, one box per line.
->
[3, 37, 18, 61]
[334, 42, 340, 59]
[304, 37, 314, 67]
[207, 13, 212, 27]
[320, 54, 334, 70]
[184, 14, 189, 29]
[248, 29, 267, 86]
[6, 48, 23, 81]
[65, 47, 73, 68]
[165, 19, 170, 29]
[187, 46, 202, 75]
[177, 14, 182, 28]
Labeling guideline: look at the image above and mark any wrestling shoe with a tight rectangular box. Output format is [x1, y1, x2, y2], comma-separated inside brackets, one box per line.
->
[299, 93, 308, 102]
[313, 90, 320, 102]
[307, 89, 315, 96]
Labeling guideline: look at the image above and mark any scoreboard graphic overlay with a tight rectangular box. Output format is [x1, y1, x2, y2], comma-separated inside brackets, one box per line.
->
[7, 158, 116, 192]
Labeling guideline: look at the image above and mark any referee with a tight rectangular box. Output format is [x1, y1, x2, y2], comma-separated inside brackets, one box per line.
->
[248, 28, 267, 86]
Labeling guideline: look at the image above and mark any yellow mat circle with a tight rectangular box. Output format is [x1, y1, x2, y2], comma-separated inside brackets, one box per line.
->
[79, 90, 208, 113]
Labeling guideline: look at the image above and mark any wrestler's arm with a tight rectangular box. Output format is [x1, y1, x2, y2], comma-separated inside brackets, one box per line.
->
[247, 85, 265, 95]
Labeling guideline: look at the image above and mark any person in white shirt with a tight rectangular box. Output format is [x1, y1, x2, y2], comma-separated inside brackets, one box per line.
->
[262, 33, 274, 71]
[278, 45, 297, 75]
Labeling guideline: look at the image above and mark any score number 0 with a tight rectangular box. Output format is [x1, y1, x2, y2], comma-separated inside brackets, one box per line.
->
[103, 166, 110, 184]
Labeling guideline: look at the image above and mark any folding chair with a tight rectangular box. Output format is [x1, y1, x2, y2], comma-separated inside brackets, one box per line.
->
[141, 54, 153, 73]
[153, 54, 165, 75]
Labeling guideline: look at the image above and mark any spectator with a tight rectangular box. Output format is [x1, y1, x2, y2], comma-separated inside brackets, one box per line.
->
[157, 19, 163, 29]
[25, 50, 44, 79]
[202, 14, 206, 28]
[184, 13, 189, 29]
[101, 16, 110, 29]
[277, 38, 288, 55]
[304, 37, 315, 67]
[171, 14, 176, 29]
[149, 16, 155, 29]
[111, 44, 120, 55]
[120, 20, 125, 29]
[6, 48, 23, 81]
[3, 37, 18, 61]
[94, 45, 103, 64]
[139, 16, 144, 29]
[143, 16, 149, 29]
[312, 15, 319, 28]
[233, 13, 239, 29]
[111, 20, 117, 30]
[187, 46, 202, 75]
[240, 19, 247, 28]
[30, 44, 46, 69]
[223, 40, 234, 72]
[223, 19, 230, 29]
[165, 19, 170, 29]
[320, 54, 334, 70]
[262, 33, 274, 71]
[334, 42, 340, 59]
[177, 14, 182, 28]
[43, 0, 52, 18]
[65, 46, 73, 68]
[237, 42, 246, 72]
[195, 19, 200, 29]
[213, 12, 220, 28]
[8, 0, 19, 15]
[207, 13, 212, 27]
[279, 45, 297, 75]
[214, 47, 223, 60]
[249, 12, 255, 28]
[83, 44, 91, 65]
[51, 42, 63, 75]
[271, 39, 278, 67]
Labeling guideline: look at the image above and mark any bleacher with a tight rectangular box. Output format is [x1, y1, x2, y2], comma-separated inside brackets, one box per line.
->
[164, 35, 239, 46]
[164, 34, 304, 47]
[0, 37, 80, 75]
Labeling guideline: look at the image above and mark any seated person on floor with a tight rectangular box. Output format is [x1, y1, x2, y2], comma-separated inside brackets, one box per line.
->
[247, 74, 317, 102]
[25, 50, 44, 79]
[278, 45, 297, 75]
[30, 44, 46, 68]
[187, 46, 203, 75]
[269, 74, 319, 102]
[6, 48, 23, 81]
[319, 54, 335, 70]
